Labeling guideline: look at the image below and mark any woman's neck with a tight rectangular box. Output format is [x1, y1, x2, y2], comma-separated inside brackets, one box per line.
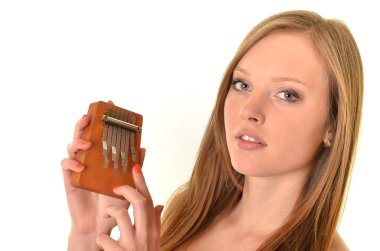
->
[228, 168, 310, 236]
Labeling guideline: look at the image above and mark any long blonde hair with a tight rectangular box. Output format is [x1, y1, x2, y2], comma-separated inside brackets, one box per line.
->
[160, 10, 363, 250]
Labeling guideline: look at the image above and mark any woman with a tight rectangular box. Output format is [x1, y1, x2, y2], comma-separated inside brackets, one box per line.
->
[61, 10, 363, 250]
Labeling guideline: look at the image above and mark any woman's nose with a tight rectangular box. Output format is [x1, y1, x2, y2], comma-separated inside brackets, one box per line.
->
[239, 92, 265, 124]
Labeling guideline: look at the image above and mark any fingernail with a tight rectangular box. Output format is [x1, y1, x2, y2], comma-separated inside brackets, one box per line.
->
[75, 163, 84, 170]
[81, 140, 90, 145]
[134, 164, 142, 174]
[82, 114, 87, 119]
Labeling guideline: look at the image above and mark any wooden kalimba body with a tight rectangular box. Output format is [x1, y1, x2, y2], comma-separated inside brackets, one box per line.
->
[71, 101, 143, 199]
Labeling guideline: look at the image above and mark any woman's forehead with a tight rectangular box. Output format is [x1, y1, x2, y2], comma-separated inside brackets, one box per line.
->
[235, 31, 329, 87]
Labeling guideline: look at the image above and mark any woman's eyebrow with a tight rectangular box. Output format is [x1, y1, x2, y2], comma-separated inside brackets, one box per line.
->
[234, 66, 307, 86]
[234, 66, 250, 76]
[271, 76, 308, 86]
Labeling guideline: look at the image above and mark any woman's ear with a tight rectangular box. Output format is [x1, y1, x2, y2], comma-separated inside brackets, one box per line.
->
[323, 126, 334, 147]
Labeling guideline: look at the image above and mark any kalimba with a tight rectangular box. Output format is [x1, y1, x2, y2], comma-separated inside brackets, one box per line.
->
[71, 101, 143, 199]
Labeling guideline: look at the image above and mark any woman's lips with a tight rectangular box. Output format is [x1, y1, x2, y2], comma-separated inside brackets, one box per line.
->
[236, 129, 267, 145]
[234, 129, 267, 150]
[236, 137, 266, 150]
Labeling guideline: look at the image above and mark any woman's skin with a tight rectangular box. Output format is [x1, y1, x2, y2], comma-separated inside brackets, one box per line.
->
[179, 31, 333, 250]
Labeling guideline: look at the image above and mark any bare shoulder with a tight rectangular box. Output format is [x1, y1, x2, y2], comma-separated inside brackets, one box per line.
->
[330, 232, 349, 251]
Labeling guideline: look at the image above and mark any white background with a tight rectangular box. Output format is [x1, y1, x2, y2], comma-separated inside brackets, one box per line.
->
[0, 1, 379, 250]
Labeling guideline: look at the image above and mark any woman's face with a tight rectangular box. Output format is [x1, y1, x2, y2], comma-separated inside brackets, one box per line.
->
[224, 31, 331, 178]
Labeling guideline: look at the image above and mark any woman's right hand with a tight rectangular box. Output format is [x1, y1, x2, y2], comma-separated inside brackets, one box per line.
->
[61, 113, 146, 250]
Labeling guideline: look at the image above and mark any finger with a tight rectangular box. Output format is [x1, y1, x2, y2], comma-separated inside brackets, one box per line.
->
[152, 205, 164, 244]
[132, 164, 152, 203]
[154, 205, 164, 228]
[98, 217, 118, 236]
[61, 158, 86, 194]
[107, 100, 115, 105]
[140, 148, 146, 167]
[61, 158, 85, 172]
[61, 158, 85, 182]
[97, 233, 124, 251]
[103, 205, 135, 244]
[66, 139, 92, 159]
[113, 185, 149, 244]
[73, 115, 91, 140]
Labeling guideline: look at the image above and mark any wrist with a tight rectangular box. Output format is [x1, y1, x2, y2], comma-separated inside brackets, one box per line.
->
[68, 231, 102, 251]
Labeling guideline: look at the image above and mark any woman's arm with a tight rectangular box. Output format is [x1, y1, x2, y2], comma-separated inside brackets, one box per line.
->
[68, 232, 101, 251]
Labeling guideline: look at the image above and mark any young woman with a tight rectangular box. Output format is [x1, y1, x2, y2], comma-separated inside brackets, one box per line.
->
[61, 10, 363, 250]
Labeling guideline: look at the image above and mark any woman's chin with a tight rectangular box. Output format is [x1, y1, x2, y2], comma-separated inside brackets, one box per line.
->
[231, 161, 271, 177]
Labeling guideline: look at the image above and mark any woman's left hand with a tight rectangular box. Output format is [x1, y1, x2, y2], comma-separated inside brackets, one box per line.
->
[96, 164, 164, 251]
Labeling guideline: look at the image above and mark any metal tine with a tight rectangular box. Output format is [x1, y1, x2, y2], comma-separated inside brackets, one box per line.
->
[110, 110, 118, 175]
[130, 115, 137, 162]
[124, 114, 131, 171]
[120, 112, 127, 173]
[102, 109, 110, 168]
[113, 110, 122, 175]
[105, 109, 114, 168]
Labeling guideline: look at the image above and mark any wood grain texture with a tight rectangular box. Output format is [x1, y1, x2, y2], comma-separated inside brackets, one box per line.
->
[71, 101, 143, 199]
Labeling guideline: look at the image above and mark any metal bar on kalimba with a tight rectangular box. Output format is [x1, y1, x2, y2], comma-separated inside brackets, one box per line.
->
[102, 115, 142, 132]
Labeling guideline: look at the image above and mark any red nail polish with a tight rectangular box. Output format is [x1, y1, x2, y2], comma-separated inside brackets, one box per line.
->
[134, 164, 142, 174]
[81, 140, 90, 145]
[76, 162, 84, 170]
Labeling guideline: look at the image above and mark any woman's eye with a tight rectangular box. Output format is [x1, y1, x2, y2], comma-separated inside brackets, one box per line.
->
[232, 80, 250, 91]
[277, 89, 299, 102]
